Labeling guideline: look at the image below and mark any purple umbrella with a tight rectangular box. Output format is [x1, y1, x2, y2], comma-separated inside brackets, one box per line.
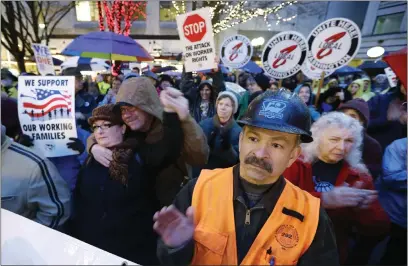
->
[61, 31, 153, 61]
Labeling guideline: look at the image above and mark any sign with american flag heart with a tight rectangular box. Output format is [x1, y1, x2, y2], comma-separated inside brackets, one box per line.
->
[17, 76, 78, 157]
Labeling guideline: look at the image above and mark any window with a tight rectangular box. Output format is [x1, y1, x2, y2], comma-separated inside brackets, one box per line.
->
[160, 1, 179, 22]
[373, 12, 405, 34]
[75, 1, 99, 22]
[75, 1, 146, 22]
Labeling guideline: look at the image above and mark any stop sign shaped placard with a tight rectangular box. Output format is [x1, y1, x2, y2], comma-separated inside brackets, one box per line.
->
[183, 14, 207, 43]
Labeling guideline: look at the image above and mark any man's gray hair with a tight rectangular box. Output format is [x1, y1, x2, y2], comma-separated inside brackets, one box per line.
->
[300, 112, 368, 174]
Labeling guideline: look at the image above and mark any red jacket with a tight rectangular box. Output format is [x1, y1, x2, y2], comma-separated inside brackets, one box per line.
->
[284, 158, 390, 263]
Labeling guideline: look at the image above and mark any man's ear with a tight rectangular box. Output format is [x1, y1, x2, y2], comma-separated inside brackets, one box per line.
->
[287, 145, 302, 168]
[238, 131, 243, 152]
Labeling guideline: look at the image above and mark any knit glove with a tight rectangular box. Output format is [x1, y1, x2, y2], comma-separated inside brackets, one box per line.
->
[15, 134, 34, 147]
[66, 137, 85, 154]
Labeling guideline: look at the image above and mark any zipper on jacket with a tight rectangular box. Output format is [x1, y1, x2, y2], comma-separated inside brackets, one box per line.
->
[245, 209, 251, 225]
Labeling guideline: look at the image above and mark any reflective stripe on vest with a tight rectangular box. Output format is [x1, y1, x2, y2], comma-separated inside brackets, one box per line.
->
[191, 167, 320, 265]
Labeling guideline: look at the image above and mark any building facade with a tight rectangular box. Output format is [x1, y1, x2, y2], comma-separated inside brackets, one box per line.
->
[358, 1, 407, 59]
[2, 1, 405, 73]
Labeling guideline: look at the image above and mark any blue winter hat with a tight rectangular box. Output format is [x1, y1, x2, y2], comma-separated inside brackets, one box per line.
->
[123, 72, 140, 81]
[142, 70, 158, 81]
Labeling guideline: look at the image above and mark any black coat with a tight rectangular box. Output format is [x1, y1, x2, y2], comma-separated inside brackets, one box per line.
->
[68, 156, 158, 265]
[192, 116, 241, 178]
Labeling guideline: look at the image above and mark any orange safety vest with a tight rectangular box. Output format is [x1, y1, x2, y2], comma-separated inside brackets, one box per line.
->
[191, 167, 320, 265]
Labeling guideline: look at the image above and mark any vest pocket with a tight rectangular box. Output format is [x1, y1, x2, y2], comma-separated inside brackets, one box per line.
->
[193, 227, 228, 265]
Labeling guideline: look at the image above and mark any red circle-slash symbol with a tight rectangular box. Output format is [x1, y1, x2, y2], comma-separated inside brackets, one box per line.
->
[316, 32, 346, 60]
[229, 42, 243, 61]
[272, 45, 298, 69]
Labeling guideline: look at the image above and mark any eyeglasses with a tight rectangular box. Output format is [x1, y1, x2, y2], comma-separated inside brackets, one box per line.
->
[92, 123, 113, 131]
[120, 106, 137, 113]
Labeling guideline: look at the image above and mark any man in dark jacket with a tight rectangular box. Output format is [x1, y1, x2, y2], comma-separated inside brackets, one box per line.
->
[367, 82, 407, 150]
[338, 99, 383, 179]
[62, 68, 97, 131]
[378, 137, 407, 265]
[87, 77, 209, 207]
[317, 86, 352, 114]
[154, 90, 339, 265]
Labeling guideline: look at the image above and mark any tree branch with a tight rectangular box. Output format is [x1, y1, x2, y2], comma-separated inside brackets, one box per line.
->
[1, 16, 13, 44]
[20, 2, 35, 26]
[46, 2, 75, 42]
[36, 1, 44, 22]
[46, 2, 74, 25]
[1, 40, 12, 54]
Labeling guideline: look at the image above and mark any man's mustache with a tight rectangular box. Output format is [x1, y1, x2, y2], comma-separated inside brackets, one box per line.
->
[244, 155, 273, 173]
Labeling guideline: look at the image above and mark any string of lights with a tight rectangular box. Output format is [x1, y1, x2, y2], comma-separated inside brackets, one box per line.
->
[171, 1, 298, 34]
[213, 1, 298, 34]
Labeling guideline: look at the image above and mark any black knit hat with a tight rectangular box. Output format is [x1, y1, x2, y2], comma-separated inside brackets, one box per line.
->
[254, 73, 270, 91]
[62, 67, 82, 77]
[159, 74, 175, 87]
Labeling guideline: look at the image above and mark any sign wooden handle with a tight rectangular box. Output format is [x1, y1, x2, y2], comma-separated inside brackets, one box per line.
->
[278, 79, 283, 89]
[314, 71, 325, 107]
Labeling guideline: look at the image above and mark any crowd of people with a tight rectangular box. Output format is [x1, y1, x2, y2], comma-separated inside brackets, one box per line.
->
[0, 57, 406, 265]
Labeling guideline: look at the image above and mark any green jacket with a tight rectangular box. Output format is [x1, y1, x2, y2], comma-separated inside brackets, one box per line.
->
[237, 91, 250, 120]
[1, 86, 18, 98]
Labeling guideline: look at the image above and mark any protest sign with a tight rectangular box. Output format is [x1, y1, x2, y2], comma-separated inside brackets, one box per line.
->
[301, 60, 333, 80]
[17, 76, 78, 157]
[220, 35, 253, 69]
[384, 67, 398, 88]
[307, 18, 361, 71]
[262, 31, 308, 79]
[32, 43, 55, 76]
[176, 7, 217, 72]
[1, 209, 137, 265]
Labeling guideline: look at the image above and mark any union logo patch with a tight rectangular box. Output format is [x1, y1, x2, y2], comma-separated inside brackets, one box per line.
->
[258, 99, 287, 119]
[275, 224, 299, 249]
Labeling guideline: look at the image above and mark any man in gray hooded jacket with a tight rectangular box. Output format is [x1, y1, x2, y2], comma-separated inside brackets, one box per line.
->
[1, 124, 71, 229]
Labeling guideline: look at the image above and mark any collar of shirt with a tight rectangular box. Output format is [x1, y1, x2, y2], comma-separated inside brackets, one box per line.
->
[232, 164, 286, 214]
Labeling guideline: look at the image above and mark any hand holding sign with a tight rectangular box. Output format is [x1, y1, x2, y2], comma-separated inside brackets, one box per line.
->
[212, 55, 220, 72]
